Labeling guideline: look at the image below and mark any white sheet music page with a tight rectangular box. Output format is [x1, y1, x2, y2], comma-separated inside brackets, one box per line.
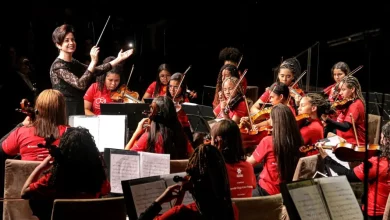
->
[317, 176, 363, 220]
[69, 116, 100, 146]
[288, 185, 331, 220]
[131, 180, 170, 216]
[162, 173, 194, 205]
[139, 152, 170, 177]
[110, 153, 140, 194]
[98, 115, 126, 152]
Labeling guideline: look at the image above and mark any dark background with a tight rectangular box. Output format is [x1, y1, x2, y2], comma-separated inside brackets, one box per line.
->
[0, 4, 388, 105]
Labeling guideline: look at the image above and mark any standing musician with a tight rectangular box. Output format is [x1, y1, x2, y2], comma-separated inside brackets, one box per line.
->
[212, 64, 242, 108]
[83, 56, 124, 115]
[251, 57, 304, 115]
[323, 61, 350, 102]
[321, 76, 366, 146]
[213, 76, 248, 124]
[50, 24, 133, 118]
[317, 121, 390, 219]
[219, 47, 247, 92]
[142, 63, 172, 100]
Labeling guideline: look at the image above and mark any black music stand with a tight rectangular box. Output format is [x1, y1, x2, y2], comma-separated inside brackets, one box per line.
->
[143, 98, 154, 104]
[181, 103, 215, 133]
[201, 85, 216, 106]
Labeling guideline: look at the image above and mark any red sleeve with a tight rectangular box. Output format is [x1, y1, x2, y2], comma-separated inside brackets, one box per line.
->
[99, 180, 111, 196]
[300, 126, 311, 146]
[252, 136, 272, 163]
[28, 172, 55, 197]
[213, 104, 222, 117]
[1, 127, 22, 156]
[130, 132, 148, 152]
[232, 101, 248, 118]
[259, 90, 270, 103]
[323, 84, 335, 96]
[84, 83, 97, 102]
[353, 157, 382, 181]
[146, 81, 156, 95]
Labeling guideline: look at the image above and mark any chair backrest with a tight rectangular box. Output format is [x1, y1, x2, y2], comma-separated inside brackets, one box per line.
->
[232, 194, 288, 220]
[170, 159, 188, 174]
[51, 196, 126, 220]
[368, 114, 381, 144]
[3, 159, 41, 220]
[383, 192, 390, 220]
[292, 155, 325, 181]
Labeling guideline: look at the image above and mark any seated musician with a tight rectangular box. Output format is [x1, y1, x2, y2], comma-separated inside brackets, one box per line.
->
[250, 57, 304, 115]
[213, 76, 247, 124]
[218, 47, 247, 93]
[0, 89, 69, 161]
[211, 119, 256, 198]
[142, 63, 172, 100]
[246, 104, 303, 196]
[212, 64, 243, 108]
[323, 61, 349, 102]
[297, 93, 331, 155]
[125, 96, 193, 159]
[321, 76, 365, 146]
[317, 121, 390, 219]
[83, 56, 123, 115]
[166, 72, 193, 145]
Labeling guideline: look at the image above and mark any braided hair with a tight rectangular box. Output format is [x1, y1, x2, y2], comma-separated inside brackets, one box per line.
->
[340, 76, 366, 107]
[381, 122, 390, 162]
[305, 93, 331, 118]
[96, 56, 123, 91]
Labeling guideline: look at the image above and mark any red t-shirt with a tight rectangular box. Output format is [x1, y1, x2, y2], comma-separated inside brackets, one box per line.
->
[353, 157, 390, 216]
[83, 82, 113, 115]
[29, 172, 111, 199]
[336, 99, 365, 145]
[131, 132, 194, 156]
[146, 81, 167, 98]
[226, 161, 256, 198]
[176, 97, 190, 128]
[213, 100, 248, 119]
[2, 125, 68, 161]
[252, 136, 280, 195]
[156, 202, 239, 220]
[300, 119, 323, 156]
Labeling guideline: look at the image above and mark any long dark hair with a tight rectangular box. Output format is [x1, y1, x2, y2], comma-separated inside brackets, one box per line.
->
[211, 119, 245, 163]
[153, 64, 172, 98]
[331, 61, 350, 77]
[271, 104, 303, 182]
[96, 56, 123, 91]
[166, 72, 187, 100]
[147, 96, 190, 159]
[186, 144, 234, 220]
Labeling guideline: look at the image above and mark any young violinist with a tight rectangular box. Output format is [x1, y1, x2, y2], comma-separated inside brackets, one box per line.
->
[321, 76, 366, 146]
[83, 56, 123, 115]
[166, 72, 193, 145]
[212, 64, 242, 108]
[138, 144, 238, 220]
[50, 24, 133, 117]
[247, 104, 303, 196]
[213, 76, 248, 124]
[125, 96, 193, 159]
[317, 121, 390, 219]
[211, 119, 256, 198]
[250, 57, 304, 115]
[142, 63, 172, 100]
[323, 61, 350, 102]
[218, 47, 247, 94]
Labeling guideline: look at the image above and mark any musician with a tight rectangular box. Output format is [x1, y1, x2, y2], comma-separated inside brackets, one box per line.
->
[211, 119, 256, 198]
[213, 76, 247, 124]
[251, 57, 304, 115]
[83, 56, 124, 115]
[219, 47, 247, 93]
[297, 93, 331, 155]
[247, 104, 303, 196]
[166, 72, 193, 145]
[323, 61, 350, 102]
[21, 127, 110, 220]
[321, 76, 366, 146]
[142, 63, 172, 100]
[50, 24, 133, 118]
[125, 96, 193, 159]
[138, 144, 238, 220]
[0, 89, 69, 161]
[212, 64, 242, 108]
[317, 121, 390, 219]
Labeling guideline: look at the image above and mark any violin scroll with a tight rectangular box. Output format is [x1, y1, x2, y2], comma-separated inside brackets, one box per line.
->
[16, 98, 36, 121]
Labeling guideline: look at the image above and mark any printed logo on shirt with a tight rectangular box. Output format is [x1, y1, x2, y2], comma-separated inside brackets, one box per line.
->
[95, 97, 107, 104]
[237, 168, 243, 178]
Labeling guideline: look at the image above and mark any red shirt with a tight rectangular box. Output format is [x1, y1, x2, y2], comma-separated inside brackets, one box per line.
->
[213, 100, 248, 119]
[2, 125, 68, 161]
[336, 99, 365, 145]
[146, 81, 167, 98]
[252, 136, 280, 195]
[176, 97, 190, 128]
[300, 119, 323, 156]
[353, 157, 390, 216]
[258, 90, 299, 116]
[131, 132, 194, 156]
[323, 83, 342, 120]
[29, 172, 110, 199]
[226, 161, 256, 198]
[83, 82, 113, 115]
[156, 202, 239, 220]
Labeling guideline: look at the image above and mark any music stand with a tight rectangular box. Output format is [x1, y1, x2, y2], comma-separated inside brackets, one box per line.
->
[181, 103, 215, 133]
[143, 98, 154, 104]
[201, 85, 216, 106]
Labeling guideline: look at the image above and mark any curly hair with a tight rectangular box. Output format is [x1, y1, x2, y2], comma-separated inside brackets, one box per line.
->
[218, 47, 242, 64]
[380, 122, 390, 161]
[213, 64, 240, 108]
[305, 93, 332, 118]
[96, 56, 123, 91]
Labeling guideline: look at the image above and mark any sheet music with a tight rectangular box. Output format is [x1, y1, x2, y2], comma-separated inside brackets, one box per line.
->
[130, 180, 171, 216]
[139, 152, 170, 177]
[162, 173, 194, 205]
[317, 176, 363, 220]
[110, 153, 140, 194]
[324, 136, 341, 146]
[98, 115, 126, 152]
[325, 149, 350, 176]
[289, 185, 331, 220]
[69, 116, 100, 144]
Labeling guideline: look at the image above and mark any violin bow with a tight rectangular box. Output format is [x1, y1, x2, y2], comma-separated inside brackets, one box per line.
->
[333, 65, 364, 102]
[237, 55, 243, 69]
[349, 113, 361, 147]
[122, 64, 135, 100]
[287, 70, 307, 105]
[95, 15, 111, 46]
[172, 65, 192, 101]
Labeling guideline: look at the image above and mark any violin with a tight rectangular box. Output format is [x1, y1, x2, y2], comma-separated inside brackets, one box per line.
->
[171, 65, 192, 113]
[250, 107, 272, 124]
[111, 84, 141, 103]
[331, 98, 355, 110]
[296, 113, 311, 128]
[173, 175, 191, 206]
[15, 98, 36, 121]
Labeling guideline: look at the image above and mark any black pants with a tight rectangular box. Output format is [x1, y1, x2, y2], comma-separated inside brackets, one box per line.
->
[367, 215, 383, 220]
[252, 183, 270, 197]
